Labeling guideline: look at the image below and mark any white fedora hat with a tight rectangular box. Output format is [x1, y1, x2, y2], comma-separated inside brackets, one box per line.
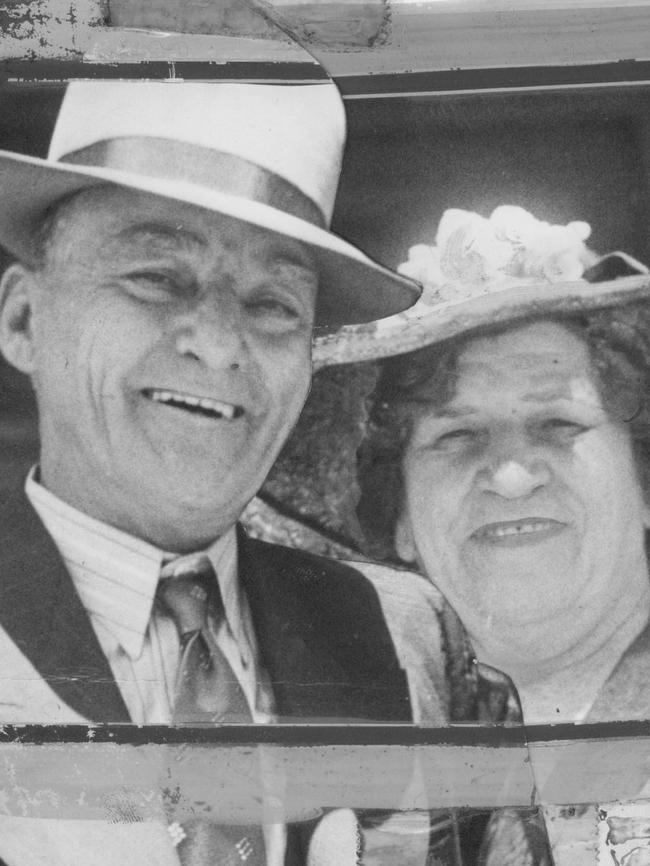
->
[0, 79, 420, 331]
[314, 204, 650, 365]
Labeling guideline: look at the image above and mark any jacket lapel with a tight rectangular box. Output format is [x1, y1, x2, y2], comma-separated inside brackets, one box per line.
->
[238, 527, 411, 722]
[0, 494, 412, 724]
[0, 486, 130, 722]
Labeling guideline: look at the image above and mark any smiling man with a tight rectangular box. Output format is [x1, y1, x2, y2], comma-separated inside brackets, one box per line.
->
[0, 79, 435, 865]
[16, 188, 318, 553]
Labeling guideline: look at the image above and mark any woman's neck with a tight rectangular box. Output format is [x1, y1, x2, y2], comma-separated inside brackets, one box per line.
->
[514, 606, 649, 724]
[472, 564, 650, 725]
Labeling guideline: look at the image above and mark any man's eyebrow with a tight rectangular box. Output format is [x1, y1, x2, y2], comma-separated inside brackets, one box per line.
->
[264, 237, 316, 271]
[114, 223, 207, 251]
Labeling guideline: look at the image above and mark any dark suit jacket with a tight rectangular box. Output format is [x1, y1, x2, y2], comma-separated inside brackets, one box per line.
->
[0, 485, 412, 863]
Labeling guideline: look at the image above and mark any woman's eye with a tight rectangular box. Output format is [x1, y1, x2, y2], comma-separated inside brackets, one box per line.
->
[539, 418, 589, 440]
[431, 429, 478, 451]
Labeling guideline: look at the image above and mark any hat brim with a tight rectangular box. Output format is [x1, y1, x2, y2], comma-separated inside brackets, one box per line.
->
[0, 150, 420, 333]
[313, 272, 650, 367]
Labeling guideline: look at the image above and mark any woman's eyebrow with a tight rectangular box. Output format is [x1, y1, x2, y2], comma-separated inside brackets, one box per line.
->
[521, 388, 572, 403]
[438, 405, 477, 418]
[408, 400, 476, 418]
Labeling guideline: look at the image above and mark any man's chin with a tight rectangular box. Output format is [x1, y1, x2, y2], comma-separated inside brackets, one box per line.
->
[127, 490, 246, 551]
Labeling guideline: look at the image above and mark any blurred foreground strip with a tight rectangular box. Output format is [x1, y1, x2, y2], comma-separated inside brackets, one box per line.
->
[0, 724, 646, 820]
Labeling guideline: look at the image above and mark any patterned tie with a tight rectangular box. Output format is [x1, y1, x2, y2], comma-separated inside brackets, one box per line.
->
[158, 554, 266, 866]
[158, 553, 252, 724]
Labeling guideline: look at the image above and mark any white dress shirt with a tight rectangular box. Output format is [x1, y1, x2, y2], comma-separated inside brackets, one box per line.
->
[24, 470, 286, 866]
[25, 468, 274, 726]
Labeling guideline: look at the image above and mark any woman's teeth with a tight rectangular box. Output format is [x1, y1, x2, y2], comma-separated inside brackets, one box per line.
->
[478, 520, 559, 539]
[146, 389, 242, 420]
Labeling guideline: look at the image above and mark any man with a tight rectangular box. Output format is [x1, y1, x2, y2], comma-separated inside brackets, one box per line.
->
[0, 79, 444, 864]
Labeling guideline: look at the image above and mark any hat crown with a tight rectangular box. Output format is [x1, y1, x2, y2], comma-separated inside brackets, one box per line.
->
[397, 205, 596, 309]
[48, 81, 346, 224]
[313, 204, 650, 368]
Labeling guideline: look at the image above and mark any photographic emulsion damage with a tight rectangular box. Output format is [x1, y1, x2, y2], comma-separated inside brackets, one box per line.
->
[1, 2, 650, 864]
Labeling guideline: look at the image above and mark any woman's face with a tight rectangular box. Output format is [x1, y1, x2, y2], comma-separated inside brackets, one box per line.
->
[396, 320, 650, 667]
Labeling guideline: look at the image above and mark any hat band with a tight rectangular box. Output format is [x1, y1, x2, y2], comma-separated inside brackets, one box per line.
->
[59, 137, 327, 229]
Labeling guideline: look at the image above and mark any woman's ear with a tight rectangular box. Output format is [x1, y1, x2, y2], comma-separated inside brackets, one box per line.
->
[642, 497, 650, 531]
[0, 262, 38, 375]
[394, 511, 417, 563]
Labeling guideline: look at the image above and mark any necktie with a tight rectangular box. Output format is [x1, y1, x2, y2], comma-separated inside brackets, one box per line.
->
[158, 553, 252, 724]
[158, 554, 266, 865]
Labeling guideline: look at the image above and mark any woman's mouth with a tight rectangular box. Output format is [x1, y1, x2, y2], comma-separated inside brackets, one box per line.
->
[471, 518, 568, 545]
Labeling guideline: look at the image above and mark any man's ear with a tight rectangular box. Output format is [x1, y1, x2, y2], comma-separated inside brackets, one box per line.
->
[394, 511, 417, 563]
[0, 262, 38, 375]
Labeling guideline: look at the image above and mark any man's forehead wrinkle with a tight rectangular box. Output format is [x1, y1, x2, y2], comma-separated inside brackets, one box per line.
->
[113, 223, 207, 254]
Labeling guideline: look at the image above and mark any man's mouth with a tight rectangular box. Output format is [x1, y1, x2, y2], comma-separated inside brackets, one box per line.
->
[472, 518, 567, 544]
[142, 389, 244, 421]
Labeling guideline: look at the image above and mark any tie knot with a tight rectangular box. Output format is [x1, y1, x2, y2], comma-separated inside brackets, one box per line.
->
[158, 553, 217, 636]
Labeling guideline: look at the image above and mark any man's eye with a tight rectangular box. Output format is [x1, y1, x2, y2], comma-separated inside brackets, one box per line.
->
[125, 271, 181, 296]
[251, 298, 297, 315]
[246, 296, 304, 328]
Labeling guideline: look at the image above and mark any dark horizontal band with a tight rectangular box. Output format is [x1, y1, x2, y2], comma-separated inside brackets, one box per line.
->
[60, 136, 326, 229]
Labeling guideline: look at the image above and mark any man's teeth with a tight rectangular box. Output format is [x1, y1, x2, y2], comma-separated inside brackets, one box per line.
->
[481, 521, 555, 538]
[148, 389, 240, 420]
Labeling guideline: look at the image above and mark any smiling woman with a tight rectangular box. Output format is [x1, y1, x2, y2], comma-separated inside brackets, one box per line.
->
[351, 206, 650, 726]
[371, 318, 650, 717]
[360, 307, 650, 558]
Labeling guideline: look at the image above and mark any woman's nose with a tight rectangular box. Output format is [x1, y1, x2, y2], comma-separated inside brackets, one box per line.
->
[481, 458, 551, 499]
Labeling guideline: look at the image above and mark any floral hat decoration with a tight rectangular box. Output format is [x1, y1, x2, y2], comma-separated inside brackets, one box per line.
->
[313, 205, 650, 367]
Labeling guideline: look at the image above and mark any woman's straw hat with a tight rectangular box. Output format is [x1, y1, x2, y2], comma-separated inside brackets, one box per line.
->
[314, 204, 650, 364]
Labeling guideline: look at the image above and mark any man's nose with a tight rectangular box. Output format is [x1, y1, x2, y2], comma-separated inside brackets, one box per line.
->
[172, 293, 246, 369]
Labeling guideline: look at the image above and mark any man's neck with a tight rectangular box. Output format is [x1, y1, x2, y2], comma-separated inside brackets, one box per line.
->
[36, 460, 237, 553]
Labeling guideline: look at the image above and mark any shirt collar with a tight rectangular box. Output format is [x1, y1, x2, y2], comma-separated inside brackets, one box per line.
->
[25, 467, 242, 660]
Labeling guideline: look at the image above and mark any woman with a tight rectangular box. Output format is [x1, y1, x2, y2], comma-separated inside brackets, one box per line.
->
[248, 205, 650, 863]
[351, 205, 650, 726]
[348, 205, 650, 864]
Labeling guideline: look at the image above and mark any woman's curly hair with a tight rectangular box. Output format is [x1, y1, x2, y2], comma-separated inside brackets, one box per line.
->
[356, 303, 650, 563]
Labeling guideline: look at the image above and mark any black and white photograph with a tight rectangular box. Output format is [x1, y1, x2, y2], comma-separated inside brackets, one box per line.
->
[1, 1, 650, 864]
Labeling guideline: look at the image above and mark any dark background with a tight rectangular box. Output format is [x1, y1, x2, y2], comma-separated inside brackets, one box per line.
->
[1, 83, 650, 479]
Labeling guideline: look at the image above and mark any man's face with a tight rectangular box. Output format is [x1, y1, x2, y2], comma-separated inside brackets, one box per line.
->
[13, 186, 317, 550]
[397, 320, 650, 667]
